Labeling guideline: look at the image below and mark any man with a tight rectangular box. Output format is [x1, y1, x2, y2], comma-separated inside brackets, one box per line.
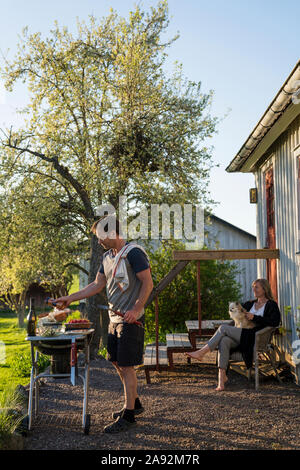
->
[54, 215, 153, 433]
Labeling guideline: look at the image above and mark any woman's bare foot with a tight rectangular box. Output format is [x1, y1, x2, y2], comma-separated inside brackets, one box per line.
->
[215, 378, 228, 391]
[215, 370, 228, 391]
[185, 344, 210, 362]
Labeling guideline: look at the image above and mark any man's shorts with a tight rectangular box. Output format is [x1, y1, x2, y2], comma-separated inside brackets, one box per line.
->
[107, 317, 145, 367]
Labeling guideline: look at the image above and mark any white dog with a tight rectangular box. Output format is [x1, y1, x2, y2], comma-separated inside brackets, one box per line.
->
[229, 301, 255, 329]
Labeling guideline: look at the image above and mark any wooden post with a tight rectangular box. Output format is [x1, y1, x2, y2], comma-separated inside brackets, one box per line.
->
[197, 261, 202, 337]
[155, 295, 159, 371]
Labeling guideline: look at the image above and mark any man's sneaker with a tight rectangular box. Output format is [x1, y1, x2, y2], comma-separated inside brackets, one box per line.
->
[112, 406, 144, 420]
[104, 416, 137, 434]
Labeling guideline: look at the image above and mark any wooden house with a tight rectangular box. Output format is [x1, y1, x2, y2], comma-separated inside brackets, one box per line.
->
[226, 59, 300, 384]
[0, 283, 59, 310]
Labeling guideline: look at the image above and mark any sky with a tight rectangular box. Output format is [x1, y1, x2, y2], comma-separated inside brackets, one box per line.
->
[0, 0, 299, 236]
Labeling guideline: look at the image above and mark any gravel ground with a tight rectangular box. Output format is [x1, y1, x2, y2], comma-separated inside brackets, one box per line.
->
[24, 353, 300, 451]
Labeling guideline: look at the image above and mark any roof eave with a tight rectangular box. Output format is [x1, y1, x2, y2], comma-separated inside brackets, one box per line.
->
[226, 60, 300, 173]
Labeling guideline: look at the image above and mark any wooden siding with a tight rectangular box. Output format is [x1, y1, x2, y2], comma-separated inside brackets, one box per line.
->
[255, 113, 300, 383]
[205, 219, 257, 302]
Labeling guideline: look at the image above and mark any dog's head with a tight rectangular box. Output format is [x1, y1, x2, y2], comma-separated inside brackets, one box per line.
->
[228, 301, 254, 329]
[228, 301, 245, 320]
[229, 301, 240, 313]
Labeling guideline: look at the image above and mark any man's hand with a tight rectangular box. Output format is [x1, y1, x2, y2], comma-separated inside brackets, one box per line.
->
[123, 308, 140, 324]
[51, 296, 72, 310]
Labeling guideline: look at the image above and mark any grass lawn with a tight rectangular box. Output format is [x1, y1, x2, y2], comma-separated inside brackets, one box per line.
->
[68, 274, 80, 305]
[0, 311, 30, 395]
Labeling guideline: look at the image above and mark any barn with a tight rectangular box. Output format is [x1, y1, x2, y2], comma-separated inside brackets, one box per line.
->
[226, 59, 300, 384]
[205, 214, 257, 302]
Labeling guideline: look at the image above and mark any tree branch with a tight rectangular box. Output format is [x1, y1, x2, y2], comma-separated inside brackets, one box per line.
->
[63, 262, 89, 276]
[2, 136, 94, 220]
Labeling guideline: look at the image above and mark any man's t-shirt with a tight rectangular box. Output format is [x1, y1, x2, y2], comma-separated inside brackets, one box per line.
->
[98, 244, 150, 275]
[98, 242, 150, 323]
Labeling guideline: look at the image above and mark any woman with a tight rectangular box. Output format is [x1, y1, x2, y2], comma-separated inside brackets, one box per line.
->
[186, 279, 281, 391]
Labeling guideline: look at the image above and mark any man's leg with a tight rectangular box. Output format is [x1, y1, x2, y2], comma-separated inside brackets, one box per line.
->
[111, 362, 140, 412]
[111, 361, 126, 406]
[119, 366, 137, 410]
[112, 361, 124, 383]
[104, 323, 144, 432]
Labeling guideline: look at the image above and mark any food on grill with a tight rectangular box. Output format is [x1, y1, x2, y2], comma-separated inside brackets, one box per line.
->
[52, 310, 70, 322]
[38, 308, 71, 325]
[65, 319, 92, 330]
[68, 319, 90, 323]
[38, 313, 49, 319]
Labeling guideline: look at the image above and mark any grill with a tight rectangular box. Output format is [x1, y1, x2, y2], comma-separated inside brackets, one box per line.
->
[24, 329, 94, 435]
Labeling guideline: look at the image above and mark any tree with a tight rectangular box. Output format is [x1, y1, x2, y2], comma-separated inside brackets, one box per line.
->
[0, 1, 219, 353]
[0, 183, 81, 326]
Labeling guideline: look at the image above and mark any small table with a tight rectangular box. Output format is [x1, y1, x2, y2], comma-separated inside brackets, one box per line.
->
[185, 320, 233, 349]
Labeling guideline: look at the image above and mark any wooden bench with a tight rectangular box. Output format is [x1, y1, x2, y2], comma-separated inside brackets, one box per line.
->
[166, 333, 194, 368]
[143, 344, 169, 384]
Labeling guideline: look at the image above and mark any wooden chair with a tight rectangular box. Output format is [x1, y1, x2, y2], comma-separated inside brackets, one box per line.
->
[227, 326, 282, 390]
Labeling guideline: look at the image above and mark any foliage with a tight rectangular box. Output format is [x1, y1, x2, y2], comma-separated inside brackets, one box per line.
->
[0, 1, 219, 344]
[65, 310, 82, 323]
[98, 346, 108, 359]
[9, 350, 50, 378]
[144, 323, 169, 345]
[279, 305, 300, 338]
[145, 239, 242, 337]
[0, 180, 83, 326]
[0, 311, 30, 394]
[0, 386, 25, 447]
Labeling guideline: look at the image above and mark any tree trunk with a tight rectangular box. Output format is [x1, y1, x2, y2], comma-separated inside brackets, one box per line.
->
[15, 291, 27, 329]
[17, 304, 25, 329]
[99, 307, 109, 349]
[86, 233, 107, 358]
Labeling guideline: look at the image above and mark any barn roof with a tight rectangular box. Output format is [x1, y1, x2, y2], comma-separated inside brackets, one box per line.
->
[206, 213, 256, 239]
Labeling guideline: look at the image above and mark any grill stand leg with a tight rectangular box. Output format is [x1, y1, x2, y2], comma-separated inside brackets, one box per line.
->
[28, 343, 37, 430]
[82, 338, 90, 434]
[34, 350, 40, 417]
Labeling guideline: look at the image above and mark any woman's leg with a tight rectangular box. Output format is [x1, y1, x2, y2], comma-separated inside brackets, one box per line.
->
[216, 369, 228, 391]
[216, 336, 239, 391]
[186, 324, 242, 361]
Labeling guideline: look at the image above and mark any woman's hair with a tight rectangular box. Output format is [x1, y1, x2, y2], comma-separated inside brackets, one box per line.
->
[252, 278, 275, 301]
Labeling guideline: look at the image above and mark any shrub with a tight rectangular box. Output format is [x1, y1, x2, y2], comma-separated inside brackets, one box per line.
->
[0, 386, 25, 448]
[65, 310, 82, 323]
[9, 351, 50, 378]
[98, 346, 107, 358]
[145, 239, 242, 339]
